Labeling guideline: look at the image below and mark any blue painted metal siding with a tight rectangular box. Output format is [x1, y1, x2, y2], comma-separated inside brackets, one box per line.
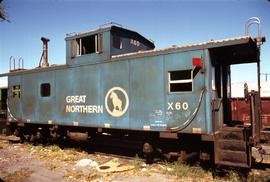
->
[129, 56, 165, 130]
[204, 49, 214, 133]
[55, 65, 101, 126]
[10, 71, 57, 124]
[37, 71, 56, 123]
[101, 61, 130, 128]
[8, 49, 212, 134]
[21, 73, 38, 122]
[164, 50, 206, 133]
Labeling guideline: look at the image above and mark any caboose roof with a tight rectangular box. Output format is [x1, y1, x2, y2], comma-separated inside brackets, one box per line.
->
[112, 36, 262, 65]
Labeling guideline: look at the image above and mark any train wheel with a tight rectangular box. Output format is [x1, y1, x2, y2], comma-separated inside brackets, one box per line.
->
[13, 129, 20, 137]
[13, 127, 26, 143]
[30, 132, 40, 145]
[142, 142, 154, 164]
[177, 151, 198, 164]
[23, 134, 30, 142]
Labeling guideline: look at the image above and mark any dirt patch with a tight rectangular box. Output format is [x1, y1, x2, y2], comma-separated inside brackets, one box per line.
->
[0, 141, 73, 182]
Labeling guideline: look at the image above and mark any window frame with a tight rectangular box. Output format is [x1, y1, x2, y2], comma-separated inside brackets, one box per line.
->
[71, 33, 103, 58]
[168, 69, 193, 93]
[12, 85, 21, 98]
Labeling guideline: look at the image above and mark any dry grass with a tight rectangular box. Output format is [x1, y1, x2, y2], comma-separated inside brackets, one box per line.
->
[164, 162, 213, 180]
[0, 140, 9, 149]
[247, 170, 270, 182]
[64, 170, 89, 181]
[64, 169, 103, 181]
[3, 167, 33, 182]
[131, 154, 142, 169]
[28, 144, 88, 163]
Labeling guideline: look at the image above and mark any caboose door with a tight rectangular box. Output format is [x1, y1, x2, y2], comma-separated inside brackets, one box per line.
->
[7, 76, 22, 121]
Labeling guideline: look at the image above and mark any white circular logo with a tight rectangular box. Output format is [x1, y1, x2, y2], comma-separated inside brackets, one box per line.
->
[105, 87, 129, 117]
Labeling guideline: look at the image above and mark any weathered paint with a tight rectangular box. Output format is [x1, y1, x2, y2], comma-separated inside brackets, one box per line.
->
[7, 49, 208, 133]
[164, 50, 206, 132]
[4, 25, 260, 135]
[204, 49, 213, 133]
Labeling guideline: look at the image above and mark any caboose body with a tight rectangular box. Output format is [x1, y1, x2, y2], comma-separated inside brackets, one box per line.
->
[1, 24, 268, 168]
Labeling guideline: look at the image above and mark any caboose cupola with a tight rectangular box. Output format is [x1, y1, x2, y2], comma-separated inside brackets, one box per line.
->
[65, 24, 155, 66]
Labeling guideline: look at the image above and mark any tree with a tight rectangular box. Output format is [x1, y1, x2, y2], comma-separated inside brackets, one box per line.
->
[0, 0, 9, 22]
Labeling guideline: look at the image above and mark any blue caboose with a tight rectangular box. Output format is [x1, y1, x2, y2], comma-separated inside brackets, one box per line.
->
[1, 22, 267, 168]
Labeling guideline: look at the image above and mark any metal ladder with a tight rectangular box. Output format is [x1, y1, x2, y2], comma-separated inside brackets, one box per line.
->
[214, 127, 252, 168]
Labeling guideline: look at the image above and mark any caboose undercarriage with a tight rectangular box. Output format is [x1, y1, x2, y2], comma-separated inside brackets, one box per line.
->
[8, 121, 215, 164]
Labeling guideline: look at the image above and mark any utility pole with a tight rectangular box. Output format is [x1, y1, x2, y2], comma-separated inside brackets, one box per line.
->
[261, 73, 270, 82]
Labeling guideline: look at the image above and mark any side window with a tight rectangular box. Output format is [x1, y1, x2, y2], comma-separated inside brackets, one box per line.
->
[40, 83, 51, 97]
[97, 33, 103, 53]
[168, 70, 193, 93]
[113, 35, 122, 49]
[72, 38, 81, 57]
[71, 34, 103, 58]
[12, 85, 21, 98]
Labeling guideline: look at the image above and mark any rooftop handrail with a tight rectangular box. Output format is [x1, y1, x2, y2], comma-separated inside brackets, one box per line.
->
[245, 17, 262, 38]
[9, 56, 24, 71]
[9, 56, 15, 71]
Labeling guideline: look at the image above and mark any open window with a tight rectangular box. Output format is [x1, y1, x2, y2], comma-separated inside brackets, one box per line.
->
[71, 34, 103, 58]
[0, 88, 7, 118]
[113, 35, 122, 49]
[40, 83, 51, 97]
[168, 70, 193, 93]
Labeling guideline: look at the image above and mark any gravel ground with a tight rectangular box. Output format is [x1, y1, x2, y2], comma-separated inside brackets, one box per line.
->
[0, 137, 270, 182]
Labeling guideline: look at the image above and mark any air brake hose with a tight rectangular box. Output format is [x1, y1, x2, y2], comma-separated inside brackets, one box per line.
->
[169, 88, 206, 132]
[7, 100, 18, 121]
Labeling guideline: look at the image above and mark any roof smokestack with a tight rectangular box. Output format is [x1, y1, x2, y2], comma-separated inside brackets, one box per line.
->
[39, 37, 50, 67]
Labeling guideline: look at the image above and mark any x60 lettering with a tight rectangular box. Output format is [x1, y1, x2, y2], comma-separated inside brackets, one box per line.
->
[167, 102, 189, 111]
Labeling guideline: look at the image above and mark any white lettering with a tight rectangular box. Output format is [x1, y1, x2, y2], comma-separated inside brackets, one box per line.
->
[66, 105, 103, 113]
[182, 102, 189, 110]
[131, 39, 140, 47]
[175, 102, 181, 110]
[167, 101, 189, 111]
[168, 102, 174, 110]
[65, 95, 103, 113]
[66, 95, 87, 103]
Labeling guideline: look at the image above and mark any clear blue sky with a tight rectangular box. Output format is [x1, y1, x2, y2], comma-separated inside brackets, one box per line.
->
[0, 0, 270, 84]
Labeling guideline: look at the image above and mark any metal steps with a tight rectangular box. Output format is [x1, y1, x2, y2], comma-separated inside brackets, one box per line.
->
[214, 127, 252, 168]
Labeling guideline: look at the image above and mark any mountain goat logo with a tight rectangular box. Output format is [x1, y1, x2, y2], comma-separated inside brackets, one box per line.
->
[105, 87, 129, 117]
[110, 91, 123, 112]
